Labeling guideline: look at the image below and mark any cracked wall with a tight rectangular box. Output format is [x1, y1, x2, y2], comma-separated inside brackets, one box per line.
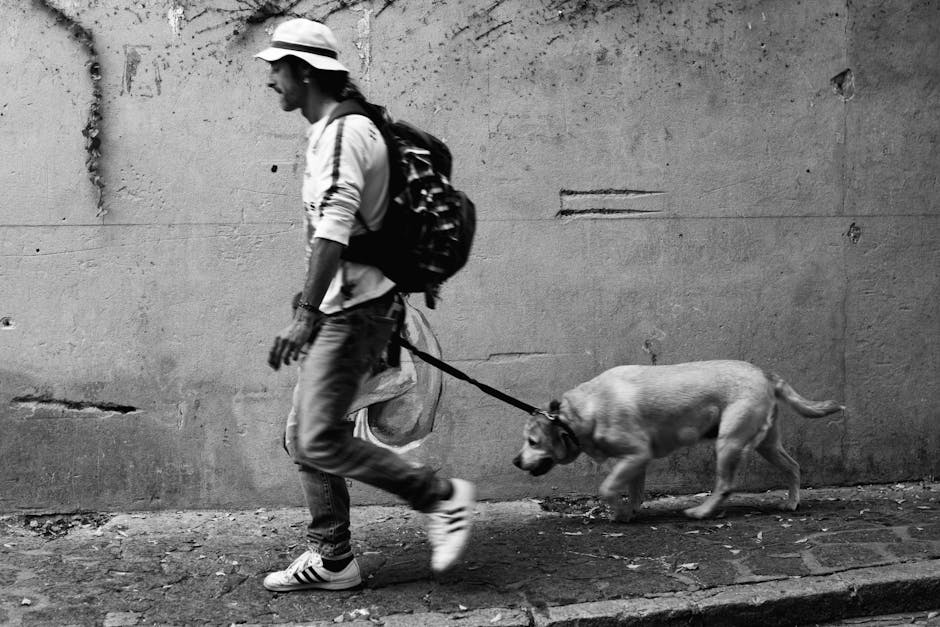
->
[0, 0, 937, 512]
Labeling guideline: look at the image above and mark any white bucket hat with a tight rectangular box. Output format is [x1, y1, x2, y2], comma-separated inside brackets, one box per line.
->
[255, 18, 348, 73]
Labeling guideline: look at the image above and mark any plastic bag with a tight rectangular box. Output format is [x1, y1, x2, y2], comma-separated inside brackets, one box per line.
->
[351, 302, 442, 451]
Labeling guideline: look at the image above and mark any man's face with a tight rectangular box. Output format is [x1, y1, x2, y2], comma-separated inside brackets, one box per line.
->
[267, 59, 305, 111]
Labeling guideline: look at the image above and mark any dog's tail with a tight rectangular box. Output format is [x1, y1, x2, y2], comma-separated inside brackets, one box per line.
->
[768, 373, 845, 418]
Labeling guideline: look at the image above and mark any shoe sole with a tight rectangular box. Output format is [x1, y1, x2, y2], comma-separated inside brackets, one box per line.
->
[263, 577, 362, 592]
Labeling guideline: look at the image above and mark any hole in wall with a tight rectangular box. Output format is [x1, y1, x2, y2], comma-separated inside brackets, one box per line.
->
[831, 69, 855, 101]
[12, 394, 138, 415]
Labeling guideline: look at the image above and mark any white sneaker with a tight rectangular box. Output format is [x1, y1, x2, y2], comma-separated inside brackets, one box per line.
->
[262, 550, 361, 592]
[427, 479, 476, 573]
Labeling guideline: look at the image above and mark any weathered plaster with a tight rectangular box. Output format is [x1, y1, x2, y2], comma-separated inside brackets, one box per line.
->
[0, 0, 937, 512]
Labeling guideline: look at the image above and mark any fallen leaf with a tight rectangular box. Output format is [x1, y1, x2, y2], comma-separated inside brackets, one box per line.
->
[603, 532, 625, 537]
[729, 549, 742, 555]
[756, 531, 764, 543]
[21, 598, 32, 606]
[794, 537, 809, 544]
[627, 564, 640, 569]
[676, 562, 699, 572]
[458, 604, 468, 611]
[490, 612, 503, 623]
[563, 531, 583, 536]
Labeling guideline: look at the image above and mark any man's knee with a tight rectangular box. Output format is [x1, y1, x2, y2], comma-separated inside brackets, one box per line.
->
[292, 422, 354, 469]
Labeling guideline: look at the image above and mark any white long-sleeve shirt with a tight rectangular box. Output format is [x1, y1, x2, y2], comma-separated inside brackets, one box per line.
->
[303, 111, 393, 313]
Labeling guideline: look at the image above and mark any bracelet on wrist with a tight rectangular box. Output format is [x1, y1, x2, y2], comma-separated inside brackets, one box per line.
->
[296, 298, 319, 314]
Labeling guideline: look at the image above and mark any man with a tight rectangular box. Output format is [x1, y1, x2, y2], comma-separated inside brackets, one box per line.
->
[255, 18, 475, 592]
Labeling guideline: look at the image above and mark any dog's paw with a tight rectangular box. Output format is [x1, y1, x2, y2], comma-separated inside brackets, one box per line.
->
[610, 505, 637, 523]
[683, 504, 713, 520]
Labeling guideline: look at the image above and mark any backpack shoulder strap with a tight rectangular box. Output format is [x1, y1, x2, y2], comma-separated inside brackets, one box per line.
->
[326, 99, 370, 125]
[326, 100, 388, 234]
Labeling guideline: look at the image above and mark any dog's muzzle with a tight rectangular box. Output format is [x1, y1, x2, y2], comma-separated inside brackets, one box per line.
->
[512, 454, 555, 476]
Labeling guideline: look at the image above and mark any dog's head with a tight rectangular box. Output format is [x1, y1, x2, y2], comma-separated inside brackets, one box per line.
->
[512, 400, 582, 476]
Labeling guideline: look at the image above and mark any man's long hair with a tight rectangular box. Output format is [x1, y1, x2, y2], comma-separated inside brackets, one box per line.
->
[284, 55, 366, 103]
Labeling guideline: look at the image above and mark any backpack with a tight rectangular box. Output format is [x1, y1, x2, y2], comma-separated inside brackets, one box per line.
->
[326, 99, 476, 309]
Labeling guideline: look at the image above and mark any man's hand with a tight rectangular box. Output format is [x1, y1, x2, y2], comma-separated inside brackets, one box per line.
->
[268, 308, 320, 370]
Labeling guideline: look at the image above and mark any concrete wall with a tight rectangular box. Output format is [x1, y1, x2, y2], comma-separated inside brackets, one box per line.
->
[1, 0, 937, 513]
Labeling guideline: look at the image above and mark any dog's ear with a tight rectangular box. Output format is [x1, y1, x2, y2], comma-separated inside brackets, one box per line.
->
[548, 399, 561, 414]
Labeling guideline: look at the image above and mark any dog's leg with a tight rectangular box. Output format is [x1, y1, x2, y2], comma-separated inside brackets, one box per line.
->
[627, 470, 646, 517]
[684, 436, 747, 519]
[756, 422, 801, 511]
[685, 400, 769, 519]
[599, 453, 650, 522]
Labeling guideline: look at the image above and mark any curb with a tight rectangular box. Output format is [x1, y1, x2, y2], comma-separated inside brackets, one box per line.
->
[534, 560, 940, 627]
[267, 560, 940, 626]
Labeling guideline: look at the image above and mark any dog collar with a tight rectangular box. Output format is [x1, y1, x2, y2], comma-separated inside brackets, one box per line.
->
[538, 410, 580, 448]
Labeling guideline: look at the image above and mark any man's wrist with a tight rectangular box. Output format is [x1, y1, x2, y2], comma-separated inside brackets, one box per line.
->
[293, 307, 320, 328]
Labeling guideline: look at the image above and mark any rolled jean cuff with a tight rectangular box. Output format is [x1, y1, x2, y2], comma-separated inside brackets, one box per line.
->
[305, 542, 353, 560]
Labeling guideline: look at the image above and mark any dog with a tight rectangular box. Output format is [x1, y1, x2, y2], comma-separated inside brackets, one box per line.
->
[512, 360, 844, 521]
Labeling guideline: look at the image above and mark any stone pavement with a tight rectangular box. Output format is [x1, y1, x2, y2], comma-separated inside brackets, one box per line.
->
[1, 483, 938, 626]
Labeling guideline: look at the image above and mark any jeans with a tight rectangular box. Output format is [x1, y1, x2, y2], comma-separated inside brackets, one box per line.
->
[284, 291, 450, 558]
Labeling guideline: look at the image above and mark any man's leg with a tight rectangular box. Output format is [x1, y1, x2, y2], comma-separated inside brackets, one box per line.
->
[292, 295, 452, 513]
[270, 294, 474, 591]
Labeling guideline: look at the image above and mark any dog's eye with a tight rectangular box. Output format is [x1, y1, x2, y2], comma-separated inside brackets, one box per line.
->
[527, 437, 538, 446]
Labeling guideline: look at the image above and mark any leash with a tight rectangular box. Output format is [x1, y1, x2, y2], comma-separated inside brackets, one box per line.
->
[392, 334, 580, 446]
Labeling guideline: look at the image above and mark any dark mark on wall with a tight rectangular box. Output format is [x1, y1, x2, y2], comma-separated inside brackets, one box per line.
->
[244, 0, 296, 24]
[375, 0, 399, 18]
[483, 0, 509, 15]
[643, 339, 659, 365]
[211, 1, 356, 41]
[844, 222, 861, 244]
[36, 0, 106, 216]
[474, 19, 512, 41]
[12, 394, 138, 415]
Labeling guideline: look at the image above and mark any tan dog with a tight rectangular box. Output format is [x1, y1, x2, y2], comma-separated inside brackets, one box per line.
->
[512, 360, 844, 521]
